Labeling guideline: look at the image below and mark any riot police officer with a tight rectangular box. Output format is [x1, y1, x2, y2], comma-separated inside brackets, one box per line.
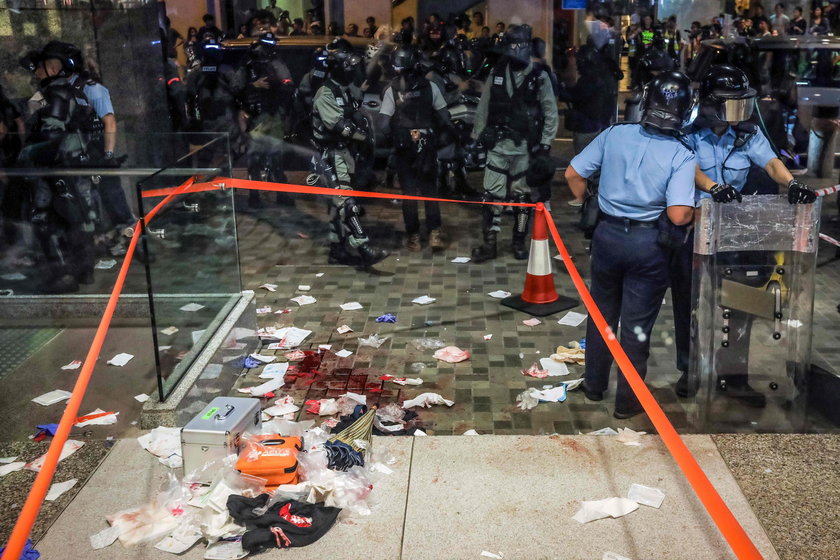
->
[378, 44, 452, 252]
[469, 24, 558, 262]
[312, 38, 389, 269]
[235, 32, 295, 208]
[672, 64, 817, 406]
[18, 46, 102, 293]
[623, 43, 676, 123]
[185, 39, 240, 163]
[565, 72, 697, 419]
[426, 44, 473, 199]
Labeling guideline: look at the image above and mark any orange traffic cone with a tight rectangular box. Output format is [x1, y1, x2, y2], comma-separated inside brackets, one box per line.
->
[501, 203, 579, 316]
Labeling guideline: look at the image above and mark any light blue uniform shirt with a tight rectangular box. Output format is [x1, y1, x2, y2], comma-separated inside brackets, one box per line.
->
[570, 123, 697, 222]
[685, 125, 776, 201]
[70, 75, 114, 118]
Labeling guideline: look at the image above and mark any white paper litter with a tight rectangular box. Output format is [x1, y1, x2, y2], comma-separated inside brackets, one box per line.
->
[297, 285, 312, 292]
[627, 483, 665, 508]
[602, 553, 633, 560]
[259, 283, 278, 292]
[315, 272, 325, 277]
[319, 344, 332, 351]
[588, 427, 619, 436]
[137, 427, 181, 468]
[562, 378, 585, 391]
[572, 497, 639, 523]
[341, 392, 367, 405]
[256, 306, 272, 314]
[203, 539, 248, 560]
[249, 352, 275, 364]
[359, 333, 389, 348]
[463, 429, 480, 436]
[0, 462, 25, 477]
[259, 363, 289, 378]
[557, 311, 588, 326]
[403, 393, 454, 408]
[337, 325, 353, 334]
[0, 272, 26, 281]
[272, 326, 313, 349]
[107, 353, 134, 367]
[76, 408, 119, 427]
[616, 427, 646, 446]
[32, 389, 72, 406]
[134, 393, 150, 403]
[535, 385, 567, 402]
[95, 259, 117, 270]
[90, 525, 122, 550]
[61, 360, 82, 370]
[0, 456, 17, 464]
[160, 326, 179, 336]
[523, 318, 542, 327]
[154, 525, 203, 554]
[247, 376, 285, 397]
[392, 377, 423, 386]
[483, 334, 493, 341]
[45, 478, 78, 501]
[451, 256, 471, 263]
[291, 295, 317, 306]
[411, 295, 436, 305]
[264, 401, 300, 417]
[481, 552, 504, 559]
[413, 429, 427, 436]
[179, 303, 205, 312]
[487, 290, 511, 299]
[539, 357, 569, 377]
[27, 440, 84, 472]
[335, 349, 353, 358]
[339, 301, 364, 311]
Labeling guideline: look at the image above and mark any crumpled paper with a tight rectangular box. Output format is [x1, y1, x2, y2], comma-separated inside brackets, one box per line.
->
[359, 333, 389, 348]
[522, 363, 548, 378]
[26, 440, 85, 472]
[291, 295, 316, 306]
[433, 346, 470, 363]
[137, 427, 182, 468]
[627, 483, 665, 508]
[572, 497, 639, 523]
[403, 393, 454, 408]
[616, 427, 646, 446]
[551, 345, 586, 365]
[45, 478, 78, 501]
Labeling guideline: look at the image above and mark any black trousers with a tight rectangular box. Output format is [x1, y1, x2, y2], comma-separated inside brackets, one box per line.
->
[394, 148, 440, 235]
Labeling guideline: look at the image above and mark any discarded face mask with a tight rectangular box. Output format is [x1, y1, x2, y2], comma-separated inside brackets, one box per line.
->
[433, 346, 470, 363]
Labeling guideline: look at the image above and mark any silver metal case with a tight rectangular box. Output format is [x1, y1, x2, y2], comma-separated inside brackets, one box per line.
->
[181, 397, 262, 480]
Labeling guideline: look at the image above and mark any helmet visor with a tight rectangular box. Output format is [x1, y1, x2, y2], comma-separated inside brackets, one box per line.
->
[720, 97, 754, 123]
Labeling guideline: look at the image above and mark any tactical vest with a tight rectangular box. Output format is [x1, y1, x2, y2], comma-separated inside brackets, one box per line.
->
[31, 79, 102, 148]
[486, 62, 542, 141]
[390, 76, 435, 130]
[194, 70, 233, 122]
[312, 79, 357, 145]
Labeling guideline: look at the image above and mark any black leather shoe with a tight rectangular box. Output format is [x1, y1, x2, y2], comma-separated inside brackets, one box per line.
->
[718, 380, 767, 408]
[613, 407, 645, 420]
[675, 371, 700, 398]
[358, 244, 389, 269]
[471, 243, 497, 263]
[569, 380, 603, 401]
[328, 243, 358, 266]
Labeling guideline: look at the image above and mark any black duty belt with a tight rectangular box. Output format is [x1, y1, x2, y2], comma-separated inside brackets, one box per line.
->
[599, 213, 657, 228]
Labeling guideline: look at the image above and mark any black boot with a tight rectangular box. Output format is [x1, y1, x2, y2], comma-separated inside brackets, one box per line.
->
[328, 243, 357, 266]
[675, 371, 700, 398]
[512, 195, 531, 260]
[472, 204, 498, 263]
[717, 375, 767, 408]
[358, 243, 390, 268]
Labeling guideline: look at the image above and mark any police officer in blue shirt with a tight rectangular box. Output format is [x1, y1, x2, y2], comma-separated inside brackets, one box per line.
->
[565, 71, 697, 419]
[672, 64, 816, 406]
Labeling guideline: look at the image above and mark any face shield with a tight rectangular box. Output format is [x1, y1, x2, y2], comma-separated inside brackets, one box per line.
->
[504, 40, 531, 66]
[719, 96, 755, 123]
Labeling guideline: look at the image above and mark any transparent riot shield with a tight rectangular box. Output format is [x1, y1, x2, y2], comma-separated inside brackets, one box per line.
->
[690, 195, 821, 432]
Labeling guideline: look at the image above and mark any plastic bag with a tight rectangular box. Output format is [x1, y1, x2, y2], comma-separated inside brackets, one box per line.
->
[410, 337, 446, 350]
[108, 473, 191, 546]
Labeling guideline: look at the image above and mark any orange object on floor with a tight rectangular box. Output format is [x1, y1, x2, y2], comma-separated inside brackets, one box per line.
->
[236, 435, 302, 487]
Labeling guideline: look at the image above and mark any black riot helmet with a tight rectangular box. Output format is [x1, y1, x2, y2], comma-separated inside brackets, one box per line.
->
[432, 45, 465, 76]
[638, 48, 676, 84]
[325, 37, 362, 85]
[200, 38, 223, 72]
[38, 41, 83, 77]
[19, 50, 42, 73]
[503, 24, 532, 69]
[391, 44, 421, 76]
[250, 32, 278, 60]
[699, 64, 756, 123]
[640, 71, 694, 133]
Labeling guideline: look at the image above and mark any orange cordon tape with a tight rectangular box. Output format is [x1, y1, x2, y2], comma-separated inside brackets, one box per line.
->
[541, 206, 763, 560]
[819, 232, 840, 249]
[0, 178, 197, 560]
[5, 176, 761, 560]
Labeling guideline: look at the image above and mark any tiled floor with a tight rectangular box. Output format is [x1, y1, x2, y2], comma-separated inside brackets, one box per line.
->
[226, 166, 840, 436]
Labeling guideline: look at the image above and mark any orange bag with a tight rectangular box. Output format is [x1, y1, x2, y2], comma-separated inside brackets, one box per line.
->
[236, 435, 302, 487]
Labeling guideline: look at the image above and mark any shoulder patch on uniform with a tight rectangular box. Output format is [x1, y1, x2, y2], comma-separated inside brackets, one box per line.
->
[493, 76, 503, 85]
[335, 97, 345, 106]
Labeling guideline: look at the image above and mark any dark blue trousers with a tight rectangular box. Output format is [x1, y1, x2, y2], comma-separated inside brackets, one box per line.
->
[585, 220, 670, 412]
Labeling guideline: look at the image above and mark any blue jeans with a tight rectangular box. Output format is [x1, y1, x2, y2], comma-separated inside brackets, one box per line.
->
[584, 219, 670, 411]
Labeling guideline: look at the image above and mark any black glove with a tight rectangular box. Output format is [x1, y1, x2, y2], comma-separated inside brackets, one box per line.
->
[709, 183, 742, 203]
[787, 179, 817, 204]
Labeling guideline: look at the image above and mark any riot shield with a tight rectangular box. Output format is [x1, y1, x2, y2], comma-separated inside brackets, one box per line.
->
[690, 195, 821, 431]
